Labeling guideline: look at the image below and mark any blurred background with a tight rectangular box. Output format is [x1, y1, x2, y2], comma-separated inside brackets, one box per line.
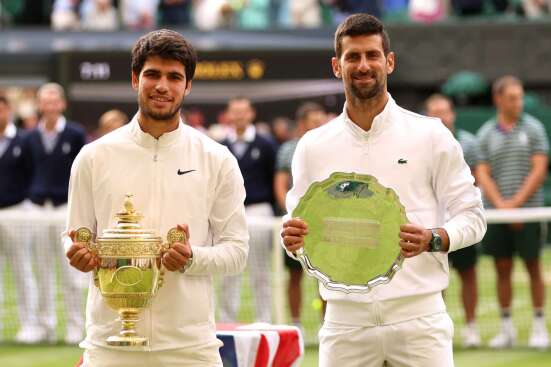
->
[1, 1, 551, 366]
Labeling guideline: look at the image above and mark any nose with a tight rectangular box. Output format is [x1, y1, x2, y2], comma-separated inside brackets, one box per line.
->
[358, 55, 370, 73]
[155, 77, 169, 93]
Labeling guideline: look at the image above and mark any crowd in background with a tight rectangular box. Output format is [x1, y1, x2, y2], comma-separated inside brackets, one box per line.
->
[0, 0, 550, 31]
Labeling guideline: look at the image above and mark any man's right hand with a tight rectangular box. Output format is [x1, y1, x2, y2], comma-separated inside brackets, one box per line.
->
[66, 230, 98, 272]
[281, 218, 309, 253]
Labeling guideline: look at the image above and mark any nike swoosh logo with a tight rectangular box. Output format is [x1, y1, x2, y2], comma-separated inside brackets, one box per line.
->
[177, 169, 196, 175]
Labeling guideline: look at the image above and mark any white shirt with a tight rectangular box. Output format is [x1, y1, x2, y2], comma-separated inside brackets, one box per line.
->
[285, 95, 486, 306]
[227, 124, 256, 159]
[0, 122, 16, 157]
[38, 116, 66, 153]
[65, 116, 249, 351]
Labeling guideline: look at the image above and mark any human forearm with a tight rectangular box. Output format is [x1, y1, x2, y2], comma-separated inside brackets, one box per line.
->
[475, 164, 505, 207]
[509, 154, 548, 207]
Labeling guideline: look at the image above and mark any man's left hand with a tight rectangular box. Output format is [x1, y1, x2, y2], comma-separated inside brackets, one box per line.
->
[162, 224, 193, 271]
[398, 223, 432, 258]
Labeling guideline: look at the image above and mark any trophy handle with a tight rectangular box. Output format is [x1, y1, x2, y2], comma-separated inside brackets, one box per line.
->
[158, 227, 187, 288]
[75, 227, 100, 288]
[164, 227, 186, 249]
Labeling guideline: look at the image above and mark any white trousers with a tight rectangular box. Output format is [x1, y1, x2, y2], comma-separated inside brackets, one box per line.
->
[0, 202, 39, 330]
[82, 345, 223, 367]
[29, 203, 86, 335]
[219, 202, 273, 323]
[319, 312, 454, 367]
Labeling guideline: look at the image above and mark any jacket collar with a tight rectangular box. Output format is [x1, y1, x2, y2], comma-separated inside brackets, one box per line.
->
[128, 114, 184, 148]
[2, 122, 16, 139]
[38, 116, 66, 134]
[227, 124, 256, 144]
[342, 93, 395, 139]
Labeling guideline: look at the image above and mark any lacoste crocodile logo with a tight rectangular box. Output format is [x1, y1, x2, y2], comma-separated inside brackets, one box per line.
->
[177, 169, 196, 175]
[397, 159, 408, 164]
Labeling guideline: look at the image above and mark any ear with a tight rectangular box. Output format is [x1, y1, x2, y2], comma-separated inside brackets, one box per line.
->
[386, 52, 395, 75]
[184, 80, 192, 96]
[331, 57, 342, 79]
[131, 71, 139, 91]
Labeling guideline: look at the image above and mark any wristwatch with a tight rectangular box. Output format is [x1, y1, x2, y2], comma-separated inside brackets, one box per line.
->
[179, 253, 194, 273]
[428, 229, 442, 252]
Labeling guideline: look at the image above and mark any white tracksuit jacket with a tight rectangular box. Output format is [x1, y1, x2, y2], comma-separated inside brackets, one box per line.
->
[64, 117, 249, 352]
[285, 95, 486, 326]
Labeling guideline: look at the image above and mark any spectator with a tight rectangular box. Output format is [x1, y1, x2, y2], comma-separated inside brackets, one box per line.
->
[193, 0, 234, 30]
[120, 0, 158, 30]
[409, 0, 448, 23]
[159, 0, 192, 26]
[288, 0, 322, 28]
[523, 0, 551, 17]
[219, 96, 277, 324]
[476, 75, 550, 349]
[80, 0, 119, 31]
[22, 83, 87, 344]
[271, 116, 292, 146]
[425, 94, 481, 348]
[326, 0, 383, 23]
[0, 95, 41, 344]
[51, 0, 80, 31]
[95, 108, 128, 138]
[238, 0, 271, 29]
[274, 102, 326, 330]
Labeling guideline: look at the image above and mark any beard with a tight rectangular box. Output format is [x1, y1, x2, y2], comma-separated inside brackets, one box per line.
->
[349, 72, 384, 101]
[139, 95, 185, 122]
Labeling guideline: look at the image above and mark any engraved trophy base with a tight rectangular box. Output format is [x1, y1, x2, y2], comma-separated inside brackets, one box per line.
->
[107, 308, 148, 347]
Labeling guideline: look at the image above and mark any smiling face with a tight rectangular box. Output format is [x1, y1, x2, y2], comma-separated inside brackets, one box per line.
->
[332, 34, 394, 103]
[131, 55, 191, 127]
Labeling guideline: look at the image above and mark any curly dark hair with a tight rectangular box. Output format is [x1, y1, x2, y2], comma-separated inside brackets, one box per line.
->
[131, 29, 197, 81]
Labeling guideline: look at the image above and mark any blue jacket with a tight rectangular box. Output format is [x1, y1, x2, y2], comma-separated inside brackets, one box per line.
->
[23, 121, 86, 206]
[0, 128, 30, 208]
[222, 133, 276, 206]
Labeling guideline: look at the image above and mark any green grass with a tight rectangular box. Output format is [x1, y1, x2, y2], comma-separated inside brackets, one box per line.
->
[1, 249, 550, 366]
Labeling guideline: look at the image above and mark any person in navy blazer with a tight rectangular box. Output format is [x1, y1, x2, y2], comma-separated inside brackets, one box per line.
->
[22, 83, 86, 344]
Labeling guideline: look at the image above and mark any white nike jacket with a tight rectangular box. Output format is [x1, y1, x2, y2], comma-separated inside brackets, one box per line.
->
[65, 117, 249, 351]
[285, 95, 486, 325]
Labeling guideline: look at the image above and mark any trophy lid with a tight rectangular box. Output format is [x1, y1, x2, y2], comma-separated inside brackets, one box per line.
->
[98, 194, 161, 242]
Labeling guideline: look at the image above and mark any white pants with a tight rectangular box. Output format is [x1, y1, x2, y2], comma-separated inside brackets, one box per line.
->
[319, 312, 454, 367]
[82, 345, 223, 367]
[219, 203, 273, 323]
[29, 202, 85, 336]
[0, 202, 39, 330]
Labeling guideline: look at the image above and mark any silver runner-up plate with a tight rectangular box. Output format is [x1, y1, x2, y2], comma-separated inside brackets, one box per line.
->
[292, 172, 407, 293]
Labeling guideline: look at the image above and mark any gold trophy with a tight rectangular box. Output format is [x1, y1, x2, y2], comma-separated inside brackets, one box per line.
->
[75, 194, 184, 347]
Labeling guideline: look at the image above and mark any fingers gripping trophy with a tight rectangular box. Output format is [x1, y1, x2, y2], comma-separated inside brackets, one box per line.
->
[75, 194, 184, 346]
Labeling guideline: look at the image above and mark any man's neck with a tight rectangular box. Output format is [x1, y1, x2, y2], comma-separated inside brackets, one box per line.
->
[137, 111, 179, 139]
[498, 111, 520, 127]
[235, 125, 249, 138]
[43, 116, 59, 132]
[346, 92, 389, 132]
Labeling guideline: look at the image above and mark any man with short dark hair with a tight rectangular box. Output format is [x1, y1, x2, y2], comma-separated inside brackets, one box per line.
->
[281, 14, 485, 366]
[476, 75, 550, 349]
[65, 29, 249, 366]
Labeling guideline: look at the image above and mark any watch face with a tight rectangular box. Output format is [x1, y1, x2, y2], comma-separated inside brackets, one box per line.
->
[431, 231, 442, 251]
